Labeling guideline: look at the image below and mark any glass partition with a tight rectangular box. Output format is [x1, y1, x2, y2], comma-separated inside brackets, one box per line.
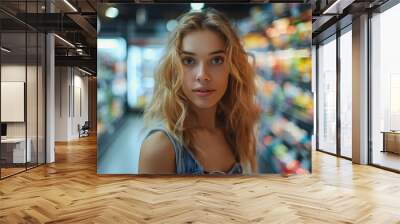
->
[0, 1, 46, 179]
[1, 27, 28, 178]
[38, 32, 45, 165]
[27, 30, 38, 169]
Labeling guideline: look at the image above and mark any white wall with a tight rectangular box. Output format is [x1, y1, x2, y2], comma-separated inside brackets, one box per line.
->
[72, 73, 89, 138]
[55, 66, 69, 141]
[1, 65, 26, 81]
[1, 64, 46, 164]
[55, 67, 89, 141]
[1, 65, 38, 138]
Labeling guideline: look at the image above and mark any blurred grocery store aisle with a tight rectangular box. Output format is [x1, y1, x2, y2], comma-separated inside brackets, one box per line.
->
[97, 3, 313, 174]
[97, 114, 144, 174]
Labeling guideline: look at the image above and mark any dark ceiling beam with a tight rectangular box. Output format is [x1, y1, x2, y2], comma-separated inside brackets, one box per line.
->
[151, 0, 308, 2]
[322, 0, 356, 14]
[86, 0, 97, 12]
[55, 55, 96, 72]
[52, 0, 78, 13]
[13, 13, 82, 32]
[312, 14, 352, 44]
[312, 15, 335, 33]
[55, 47, 96, 55]
[51, 0, 97, 47]
[103, 0, 309, 2]
[67, 14, 97, 39]
[0, 7, 37, 31]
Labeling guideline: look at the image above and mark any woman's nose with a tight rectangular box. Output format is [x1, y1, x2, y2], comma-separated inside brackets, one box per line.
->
[195, 62, 211, 81]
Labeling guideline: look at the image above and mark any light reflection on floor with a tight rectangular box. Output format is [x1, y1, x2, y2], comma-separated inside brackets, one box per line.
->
[97, 113, 144, 174]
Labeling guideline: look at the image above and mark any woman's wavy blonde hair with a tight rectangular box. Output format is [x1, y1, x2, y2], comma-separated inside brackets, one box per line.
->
[144, 8, 260, 172]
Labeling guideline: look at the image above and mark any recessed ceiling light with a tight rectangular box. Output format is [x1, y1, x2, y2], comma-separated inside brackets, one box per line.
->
[78, 67, 92, 76]
[323, 0, 354, 15]
[191, 3, 204, 11]
[1, 47, 11, 53]
[166, 19, 178, 32]
[105, 7, 119, 18]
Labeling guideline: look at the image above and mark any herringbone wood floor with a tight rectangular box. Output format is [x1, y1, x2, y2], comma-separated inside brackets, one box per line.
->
[1, 135, 400, 223]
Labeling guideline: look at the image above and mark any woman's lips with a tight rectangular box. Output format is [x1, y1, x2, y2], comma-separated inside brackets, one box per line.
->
[193, 89, 216, 97]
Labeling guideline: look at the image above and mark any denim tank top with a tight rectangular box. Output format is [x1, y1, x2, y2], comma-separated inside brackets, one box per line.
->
[145, 128, 243, 175]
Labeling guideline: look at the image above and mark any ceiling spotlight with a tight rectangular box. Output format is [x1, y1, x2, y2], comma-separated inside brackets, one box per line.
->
[1, 47, 11, 53]
[63, 0, 78, 12]
[166, 19, 178, 32]
[105, 7, 119, 18]
[190, 3, 204, 11]
[97, 16, 101, 34]
[78, 67, 92, 76]
[54, 34, 75, 48]
[76, 49, 83, 55]
[322, 0, 355, 15]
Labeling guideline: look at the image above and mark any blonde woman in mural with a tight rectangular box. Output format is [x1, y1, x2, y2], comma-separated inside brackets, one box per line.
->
[139, 8, 260, 174]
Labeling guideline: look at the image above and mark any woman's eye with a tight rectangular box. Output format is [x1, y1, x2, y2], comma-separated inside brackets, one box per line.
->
[211, 56, 224, 65]
[182, 57, 195, 65]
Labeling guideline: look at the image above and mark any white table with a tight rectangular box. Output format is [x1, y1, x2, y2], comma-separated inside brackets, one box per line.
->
[1, 138, 31, 163]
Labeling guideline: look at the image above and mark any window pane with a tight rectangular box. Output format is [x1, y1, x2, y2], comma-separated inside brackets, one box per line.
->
[371, 3, 400, 171]
[340, 29, 352, 158]
[318, 37, 337, 154]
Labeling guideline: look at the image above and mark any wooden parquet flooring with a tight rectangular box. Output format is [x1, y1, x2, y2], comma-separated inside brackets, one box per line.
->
[1, 167, 26, 178]
[1, 135, 400, 223]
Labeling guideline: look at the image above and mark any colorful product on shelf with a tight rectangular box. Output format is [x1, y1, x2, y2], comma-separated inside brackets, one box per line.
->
[127, 46, 163, 110]
[97, 38, 127, 139]
[240, 4, 312, 174]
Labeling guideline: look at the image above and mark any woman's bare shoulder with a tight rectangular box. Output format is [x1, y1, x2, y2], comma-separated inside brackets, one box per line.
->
[139, 131, 176, 174]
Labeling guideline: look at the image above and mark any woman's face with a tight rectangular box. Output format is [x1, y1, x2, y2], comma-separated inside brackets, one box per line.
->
[180, 29, 230, 110]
